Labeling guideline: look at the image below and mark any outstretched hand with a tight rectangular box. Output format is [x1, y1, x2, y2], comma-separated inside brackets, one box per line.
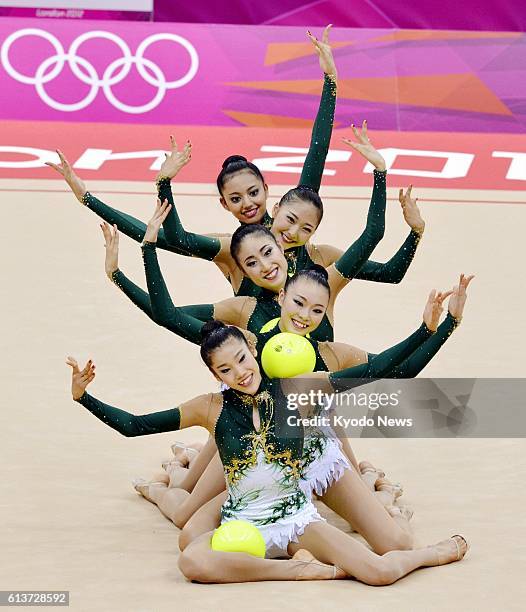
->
[144, 198, 171, 243]
[100, 222, 119, 279]
[399, 186, 425, 234]
[423, 289, 453, 332]
[158, 136, 192, 180]
[307, 25, 337, 78]
[66, 356, 95, 400]
[448, 274, 475, 321]
[45, 150, 87, 203]
[342, 121, 386, 171]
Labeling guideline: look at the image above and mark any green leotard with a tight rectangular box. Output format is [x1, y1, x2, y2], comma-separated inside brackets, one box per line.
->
[158, 168, 420, 303]
[112, 240, 433, 372]
[79, 73, 419, 298]
[281, 229, 422, 284]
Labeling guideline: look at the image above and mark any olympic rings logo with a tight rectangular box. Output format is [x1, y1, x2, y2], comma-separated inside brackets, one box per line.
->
[0, 28, 199, 114]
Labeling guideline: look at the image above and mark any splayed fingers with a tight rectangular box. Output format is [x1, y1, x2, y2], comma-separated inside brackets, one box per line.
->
[307, 24, 337, 77]
[159, 135, 192, 179]
[448, 274, 475, 320]
[67, 357, 95, 400]
[423, 289, 453, 331]
[100, 222, 119, 277]
[342, 121, 386, 170]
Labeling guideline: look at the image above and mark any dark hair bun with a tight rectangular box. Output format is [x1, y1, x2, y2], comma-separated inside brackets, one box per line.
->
[309, 263, 329, 282]
[296, 184, 317, 194]
[222, 155, 247, 170]
[201, 320, 226, 340]
[284, 262, 331, 296]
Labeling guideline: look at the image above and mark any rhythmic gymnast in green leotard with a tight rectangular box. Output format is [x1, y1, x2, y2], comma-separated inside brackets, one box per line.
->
[66, 321, 468, 583]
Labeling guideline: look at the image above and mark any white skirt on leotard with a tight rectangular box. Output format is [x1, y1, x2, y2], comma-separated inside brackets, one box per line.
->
[299, 424, 351, 499]
[220, 450, 324, 558]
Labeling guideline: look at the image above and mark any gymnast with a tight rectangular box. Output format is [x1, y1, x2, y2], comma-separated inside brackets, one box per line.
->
[66, 319, 468, 584]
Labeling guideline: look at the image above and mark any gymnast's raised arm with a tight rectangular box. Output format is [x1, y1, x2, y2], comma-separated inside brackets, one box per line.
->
[141, 200, 249, 342]
[45, 149, 200, 256]
[318, 186, 425, 284]
[324, 122, 387, 301]
[283, 288, 448, 399]
[66, 356, 218, 436]
[298, 24, 338, 192]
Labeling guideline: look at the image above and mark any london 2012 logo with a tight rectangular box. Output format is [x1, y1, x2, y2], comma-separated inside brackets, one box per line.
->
[0, 28, 199, 114]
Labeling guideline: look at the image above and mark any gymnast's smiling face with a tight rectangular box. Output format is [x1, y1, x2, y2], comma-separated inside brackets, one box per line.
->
[236, 231, 288, 292]
[219, 169, 269, 225]
[277, 275, 329, 336]
[209, 336, 262, 395]
[271, 197, 322, 250]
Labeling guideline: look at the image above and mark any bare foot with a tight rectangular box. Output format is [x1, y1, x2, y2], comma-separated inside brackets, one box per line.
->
[151, 470, 170, 485]
[386, 504, 414, 521]
[171, 442, 202, 467]
[132, 477, 167, 503]
[428, 535, 469, 566]
[376, 477, 403, 500]
[359, 461, 385, 491]
[292, 549, 346, 580]
[162, 458, 187, 470]
[164, 453, 189, 469]
[163, 461, 190, 489]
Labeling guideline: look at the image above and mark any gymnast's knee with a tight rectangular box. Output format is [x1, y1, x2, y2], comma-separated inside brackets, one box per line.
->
[178, 523, 199, 551]
[178, 546, 213, 583]
[171, 505, 192, 530]
[361, 560, 399, 586]
[375, 531, 414, 555]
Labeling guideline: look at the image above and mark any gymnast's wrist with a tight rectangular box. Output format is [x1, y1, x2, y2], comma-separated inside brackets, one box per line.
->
[155, 175, 171, 188]
[80, 191, 91, 206]
[422, 321, 436, 335]
[412, 221, 425, 236]
[446, 310, 462, 328]
[141, 239, 157, 249]
[324, 72, 337, 89]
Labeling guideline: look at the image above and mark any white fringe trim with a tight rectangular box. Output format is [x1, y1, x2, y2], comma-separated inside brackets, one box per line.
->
[257, 504, 325, 558]
[300, 438, 351, 498]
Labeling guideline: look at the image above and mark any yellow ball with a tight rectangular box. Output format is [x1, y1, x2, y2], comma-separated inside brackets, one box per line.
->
[259, 317, 280, 333]
[261, 332, 316, 379]
[211, 520, 266, 558]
